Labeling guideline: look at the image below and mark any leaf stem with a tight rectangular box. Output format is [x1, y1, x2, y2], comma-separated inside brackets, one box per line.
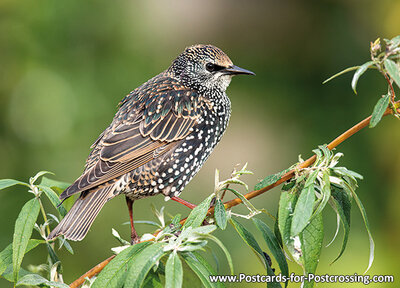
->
[38, 197, 51, 237]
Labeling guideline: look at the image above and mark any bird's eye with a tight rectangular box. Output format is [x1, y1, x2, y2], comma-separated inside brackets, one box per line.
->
[206, 63, 216, 72]
[206, 63, 224, 72]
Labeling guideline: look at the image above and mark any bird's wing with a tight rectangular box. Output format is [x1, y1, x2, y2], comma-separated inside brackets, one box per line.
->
[60, 77, 207, 200]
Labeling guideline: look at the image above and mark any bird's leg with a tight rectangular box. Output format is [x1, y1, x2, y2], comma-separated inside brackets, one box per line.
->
[171, 196, 196, 210]
[125, 197, 140, 244]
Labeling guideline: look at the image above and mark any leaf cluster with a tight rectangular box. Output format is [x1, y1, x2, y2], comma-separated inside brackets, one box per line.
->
[0, 172, 73, 287]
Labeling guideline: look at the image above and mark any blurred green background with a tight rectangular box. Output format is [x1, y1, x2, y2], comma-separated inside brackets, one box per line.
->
[1, 0, 400, 287]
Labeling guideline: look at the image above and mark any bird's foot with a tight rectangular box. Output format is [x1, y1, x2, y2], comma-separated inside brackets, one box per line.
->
[130, 229, 140, 245]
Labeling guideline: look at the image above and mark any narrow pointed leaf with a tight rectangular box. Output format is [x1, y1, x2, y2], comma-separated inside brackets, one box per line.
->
[299, 213, 324, 288]
[223, 188, 256, 211]
[0, 179, 29, 190]
[274, 218, 283, 249]
[384, 58, 400, 89]
[351, 61, 375, 94]
[183, 195, 213, 229]
[254, 168, 290, 190]
[326, 213, 340, 247]
[166, 252, 183, 288]
[291, 185, 315, 237]
[385, 36, 400, 48]
[230, 218, 281, 288]
[0, 239, 44, 276]
[181, 252, 223, 288]
[304, 170, 319, 187]
[125, 243, 165, 288]
[92, 242, 151, 288]
[369, 94, 390, 128]
[38, 185, 68, 217]
[205, 234, 234, 274]
[214, 199, 227, 230]
[329, 186, 351, 263]
[39, 177, 70, 190]
[46, 243, 60, 268]
[278, 191, 298, 255]
[323, 66, 360, 84]
[253, 218, 289, 287]
[13, 198, 40, 282]
[312, 172, 331, 218]
[16, 273, 49, 286]
[143, 270, 163, 288]
[349, 190, 375, 273]
[16, 273, 69, 287]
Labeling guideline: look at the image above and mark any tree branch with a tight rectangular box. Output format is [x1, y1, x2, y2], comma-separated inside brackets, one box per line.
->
[69, 102, 399, 288]
[69, 255, 115, 288]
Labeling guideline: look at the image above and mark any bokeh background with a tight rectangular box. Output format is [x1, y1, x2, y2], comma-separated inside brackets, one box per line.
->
[1, 0, 400, 287]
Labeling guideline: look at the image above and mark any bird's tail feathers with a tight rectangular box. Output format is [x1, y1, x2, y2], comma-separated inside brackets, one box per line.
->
[48, 185, 115, 241]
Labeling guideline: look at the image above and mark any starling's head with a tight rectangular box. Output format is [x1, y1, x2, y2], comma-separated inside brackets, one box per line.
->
[169, 44, 255, 92]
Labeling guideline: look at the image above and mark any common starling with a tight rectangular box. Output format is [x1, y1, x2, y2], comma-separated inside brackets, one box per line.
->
[48, 44, 254, 243]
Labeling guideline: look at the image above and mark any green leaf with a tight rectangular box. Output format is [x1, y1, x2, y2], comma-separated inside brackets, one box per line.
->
[351, 61, 375, 94]
[166, 252, 183, 288]
[0, 239, 44, 276]
[332, 167, 363, 180]
[304, 170, 318, 187]
[181, 252, 223, 288]
[230, 218, 263, 257]
[133, 220, 162, 228]
[329, 186, 351, 263]
[203, 234, 234, 275]
[0, 179, 29, 191]
[16, 273, 48, 286]
[349, 189, 375, 273]
[58, 238, 74, 255]
[223, 187, 257, 212]
[230, 218, 281, 288]
[281, 181, 295, 191]
[1, 266, 30, 282]
[278, 191, 298, 253]
[312, 171, 331, 218]
[125, 243, 165, 288]
[385, 36, 400, 49]
[38, 185, 68, 217]
[323, 66, 360, 84]
[384, 58, 400, 89]
[290, 185, 315, 237]
[143, 270, 163, 288]
[369, 94, 390, 128]
[16, 273, 69, 287]
[45, 281, 70, 288]
[253, 218, 289, 287]
[254, 169, 290, 190]
[111, 228, 130, 246]
[274, 218, 283, 249]
[46, 243, 60, 268]
[13, 198, 40, 282]
[39, 176, 70, 190]
[30, 171, 54, 185]
[92, 242, 152, 288]
[183, 195, 213, 229]
[299, 212, 324, 288]
[214, 199, 227, 230]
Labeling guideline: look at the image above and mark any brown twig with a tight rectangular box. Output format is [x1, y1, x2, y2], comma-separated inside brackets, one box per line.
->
[70, 102, 399, 288]
[69, 255, 115, 288]
[194, 103, 399, 220]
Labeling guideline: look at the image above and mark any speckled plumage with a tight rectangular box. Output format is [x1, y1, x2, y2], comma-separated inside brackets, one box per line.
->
[48, 44, 254, 241]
